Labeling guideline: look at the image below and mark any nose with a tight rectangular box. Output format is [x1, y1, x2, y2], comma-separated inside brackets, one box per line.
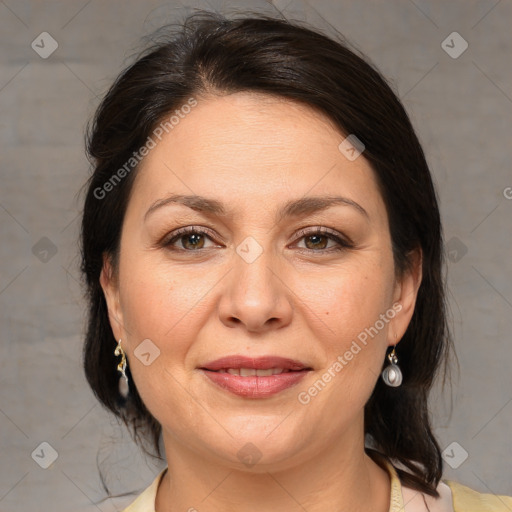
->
[217, 242, 293, 334]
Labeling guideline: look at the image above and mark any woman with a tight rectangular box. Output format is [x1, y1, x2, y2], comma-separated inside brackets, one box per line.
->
[80, 11, 512, 512]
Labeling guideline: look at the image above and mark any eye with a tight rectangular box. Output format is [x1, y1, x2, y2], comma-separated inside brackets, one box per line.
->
[292, 226, 354, 253]
[162, 226, 354, 253]
[162, 226, 219, 251]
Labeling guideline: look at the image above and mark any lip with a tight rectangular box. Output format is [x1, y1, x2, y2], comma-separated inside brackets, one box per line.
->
[200, 355, 309, 371]
[199, 355, 312, 398]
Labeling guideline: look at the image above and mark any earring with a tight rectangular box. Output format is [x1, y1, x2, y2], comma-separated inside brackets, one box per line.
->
[381, 337, 403, 387]
[114, 338, 129, 398]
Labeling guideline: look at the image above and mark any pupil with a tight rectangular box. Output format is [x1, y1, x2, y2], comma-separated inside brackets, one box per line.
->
[307, 235, 326, 249]
[185, 234, 203, 248]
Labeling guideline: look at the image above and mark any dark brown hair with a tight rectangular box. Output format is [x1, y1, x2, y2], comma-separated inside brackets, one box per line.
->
[80, 10, 454, 498]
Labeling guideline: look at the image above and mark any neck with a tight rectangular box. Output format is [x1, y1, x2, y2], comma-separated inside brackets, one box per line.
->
[155, 421, 391, 512]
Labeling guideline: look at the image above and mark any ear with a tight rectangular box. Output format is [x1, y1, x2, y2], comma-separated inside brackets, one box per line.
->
[389, 247, 423, 346]
[99, 253, 126, 343]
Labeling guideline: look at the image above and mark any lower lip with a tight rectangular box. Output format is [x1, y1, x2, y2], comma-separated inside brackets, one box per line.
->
[200, 370, 310, 398]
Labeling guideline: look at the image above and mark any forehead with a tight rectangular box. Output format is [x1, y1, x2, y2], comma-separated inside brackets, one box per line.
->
[128, 92, 386, 224]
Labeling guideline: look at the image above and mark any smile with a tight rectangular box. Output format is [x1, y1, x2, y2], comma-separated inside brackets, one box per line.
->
[199, 355, 312, 398]
[215, 368, 292, 376]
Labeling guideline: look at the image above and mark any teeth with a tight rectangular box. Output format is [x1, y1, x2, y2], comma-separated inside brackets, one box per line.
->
[221, 368, 289, 376]
[269, 368, 287, 375]
[254, 369, 275, 377]
[240, 368, 257, 376]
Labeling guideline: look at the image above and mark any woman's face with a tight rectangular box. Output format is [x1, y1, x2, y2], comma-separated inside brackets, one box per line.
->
[101, 92, 421, 470]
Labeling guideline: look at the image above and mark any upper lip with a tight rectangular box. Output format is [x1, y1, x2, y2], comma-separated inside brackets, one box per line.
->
[200, 355, 311, 371]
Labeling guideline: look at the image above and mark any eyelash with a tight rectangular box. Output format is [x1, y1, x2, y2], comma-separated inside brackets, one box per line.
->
[161, 225, 354, 254]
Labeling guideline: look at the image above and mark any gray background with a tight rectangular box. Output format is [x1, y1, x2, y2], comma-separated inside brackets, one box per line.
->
[1, 0, 511, 510]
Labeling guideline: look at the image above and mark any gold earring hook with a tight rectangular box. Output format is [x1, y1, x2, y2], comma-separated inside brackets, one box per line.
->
[114, 339, 127, 375]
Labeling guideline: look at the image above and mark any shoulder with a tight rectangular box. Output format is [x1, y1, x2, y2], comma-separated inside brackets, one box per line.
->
[120, 468, 167, 512]
[382, 457, 512, 512]
[444, 479, 512, 512]
[402, 478, 512, 512]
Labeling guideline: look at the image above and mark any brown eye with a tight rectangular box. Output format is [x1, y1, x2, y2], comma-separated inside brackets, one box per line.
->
[293, 227, 354, 254]
[163, 227, 217, 251]
[303, 233, 330, 250]
[179, 232, 206, 250]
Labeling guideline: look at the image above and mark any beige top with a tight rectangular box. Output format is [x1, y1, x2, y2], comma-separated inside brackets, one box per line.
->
[121, 459, 512, 511]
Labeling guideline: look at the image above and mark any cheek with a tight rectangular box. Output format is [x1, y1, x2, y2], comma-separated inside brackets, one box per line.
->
[119, 258, 207, 343]
[310, 261, 394, 342]
[299, 259, 393, 401]
[118, 265, 200, 434]
[117, 263, 186, 377]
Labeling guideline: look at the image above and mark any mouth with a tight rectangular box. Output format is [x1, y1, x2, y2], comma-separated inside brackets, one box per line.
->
[199, 355, 312, 398]
[200, 355, 311, 372]
[211, 367, 298, 376]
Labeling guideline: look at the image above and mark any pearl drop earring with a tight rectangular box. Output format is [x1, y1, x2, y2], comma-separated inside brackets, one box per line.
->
[381, 336, 403, 387]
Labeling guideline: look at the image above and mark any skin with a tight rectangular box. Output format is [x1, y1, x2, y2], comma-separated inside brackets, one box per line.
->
[100, 91, 422, 512]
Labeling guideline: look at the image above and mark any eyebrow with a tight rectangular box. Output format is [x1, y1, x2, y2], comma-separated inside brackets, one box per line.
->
[144, 193, 369, 222]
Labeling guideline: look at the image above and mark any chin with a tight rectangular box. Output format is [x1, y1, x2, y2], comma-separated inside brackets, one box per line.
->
[202, 427, 309, 472]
